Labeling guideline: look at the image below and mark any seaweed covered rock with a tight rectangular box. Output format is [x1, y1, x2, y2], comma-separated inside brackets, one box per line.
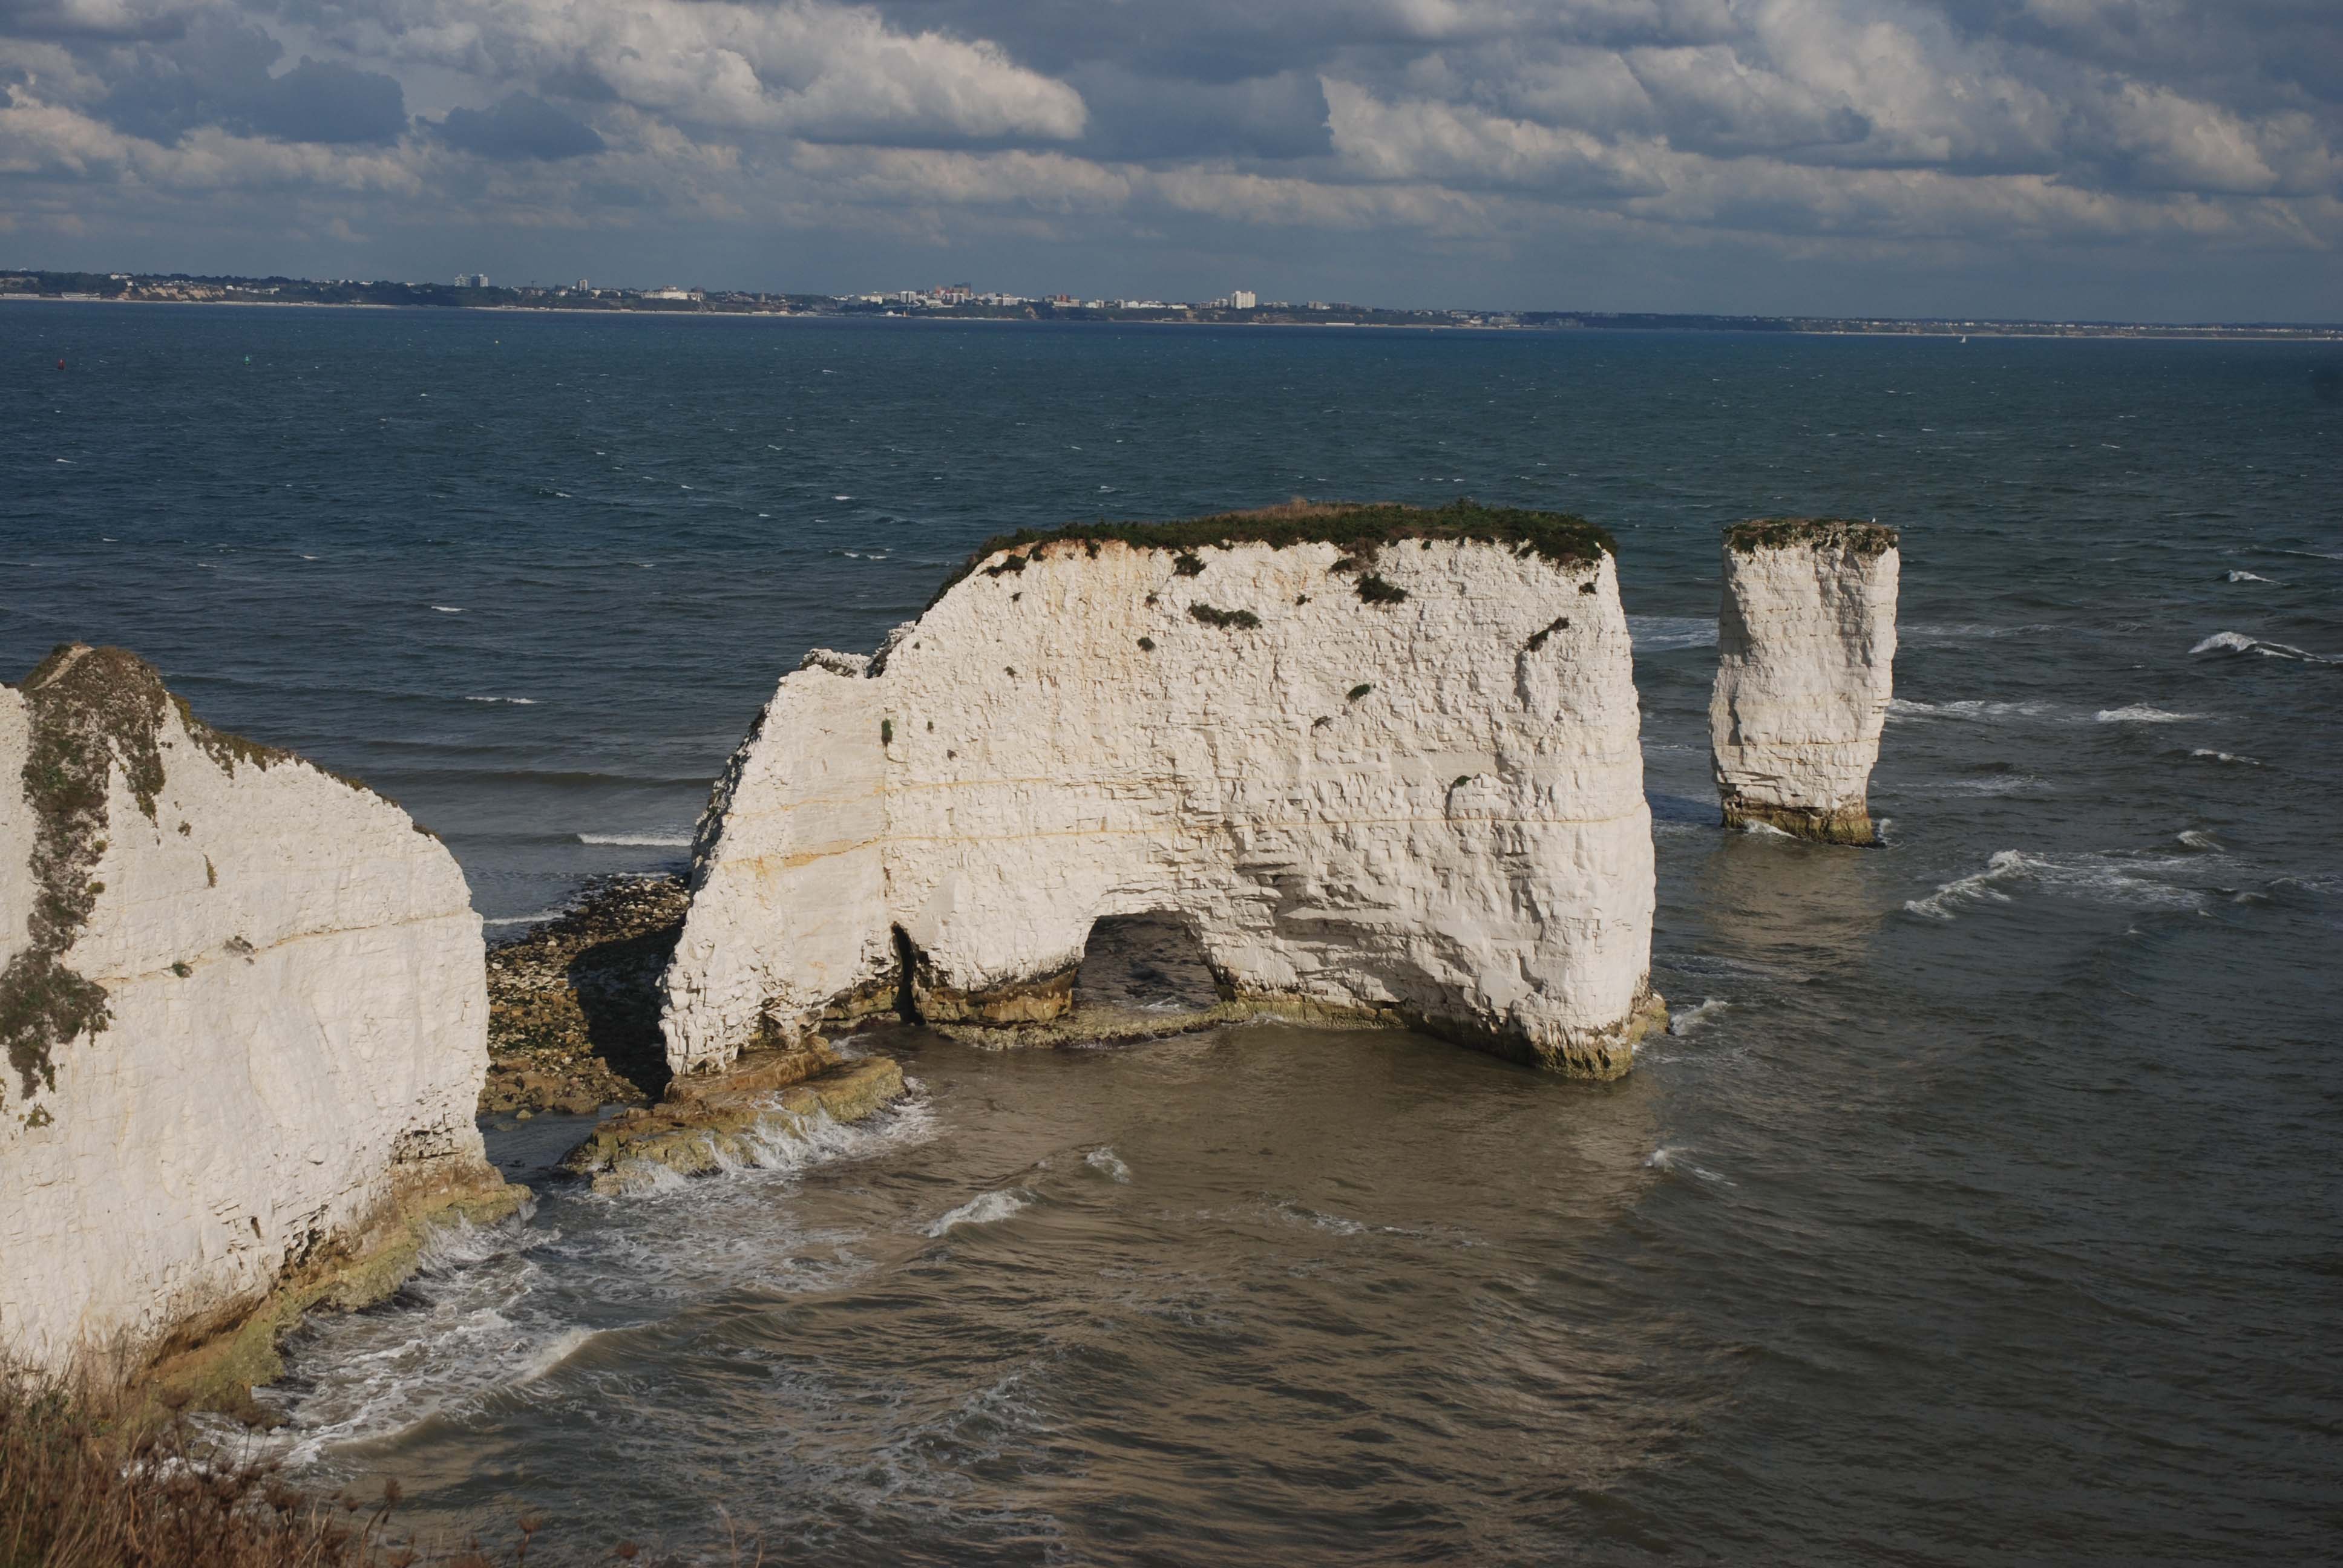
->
[558, 1040, 904, 1196]
[662, 500, 1663, 1078]
[0, 645, 517, 1402]
[1710, 520, 1901, 844]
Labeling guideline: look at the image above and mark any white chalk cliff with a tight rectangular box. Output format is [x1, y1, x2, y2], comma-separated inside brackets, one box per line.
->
[0, 646, 512, 1396]
[662, 506, 1663, 1078]
[1709, 520, 1901, 844]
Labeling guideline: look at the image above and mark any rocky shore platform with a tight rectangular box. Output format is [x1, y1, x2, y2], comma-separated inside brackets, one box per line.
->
[558, 1042, 903, 1195]
[483, 874, 689, 1114]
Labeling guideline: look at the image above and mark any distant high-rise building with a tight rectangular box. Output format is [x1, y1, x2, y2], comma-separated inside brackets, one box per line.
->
[1231, 289, 1257, 310]
[576, 278, 589, 292]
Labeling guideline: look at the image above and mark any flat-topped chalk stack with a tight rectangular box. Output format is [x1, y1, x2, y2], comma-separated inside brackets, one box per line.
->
[0, 646, 521, 1410]
[1709, 518, 1901, 844]
[658, 501, 1665, 1082]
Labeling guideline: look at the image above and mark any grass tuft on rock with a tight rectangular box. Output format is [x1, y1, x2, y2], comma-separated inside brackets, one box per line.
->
[1188, 604, 1262, 630]
[1725, 517, 1899, 557]
[1354, 574, 1407, 605]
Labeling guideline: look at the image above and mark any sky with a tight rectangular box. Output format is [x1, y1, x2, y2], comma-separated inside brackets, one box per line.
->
[2, 0, 2338, 319]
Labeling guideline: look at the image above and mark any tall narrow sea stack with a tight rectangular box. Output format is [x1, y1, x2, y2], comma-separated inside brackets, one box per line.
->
[661, 502, 1663, 1079]
[0, 646, 517, 1403]
[1709, 518, 1901, 844]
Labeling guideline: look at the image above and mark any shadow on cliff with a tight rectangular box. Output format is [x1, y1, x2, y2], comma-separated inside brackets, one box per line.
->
[485, 875, 687, 1111]
[563, 918, 679, 1103]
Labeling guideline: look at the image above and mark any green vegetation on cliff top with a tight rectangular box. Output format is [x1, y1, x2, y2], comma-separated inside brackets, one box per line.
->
[937, 499, 1616, 601]
[1725, 517, 1899, 556]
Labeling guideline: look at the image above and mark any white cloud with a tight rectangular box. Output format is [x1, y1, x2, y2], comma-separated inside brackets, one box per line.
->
[323, 0, 1086, 143]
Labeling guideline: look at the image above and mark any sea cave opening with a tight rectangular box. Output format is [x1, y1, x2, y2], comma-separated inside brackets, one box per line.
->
[1073, 912, 1224, 1014]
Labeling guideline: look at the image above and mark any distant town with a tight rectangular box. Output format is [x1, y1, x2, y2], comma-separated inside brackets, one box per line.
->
[4, 267, 2339, 340]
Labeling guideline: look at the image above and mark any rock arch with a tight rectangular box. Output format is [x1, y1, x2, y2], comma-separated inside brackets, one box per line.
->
[660, 506, 1664, 1077]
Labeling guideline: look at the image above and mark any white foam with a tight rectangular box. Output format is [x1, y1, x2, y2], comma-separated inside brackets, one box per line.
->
[1668, 998, 1728, 1036]
[2189, 748, 2261, 766]
[431, 605, 464, 613]
[577, 832, 692, 848]
[1084, 1147, 1132, 1183]
[2223, 570, 2275, 583]
[925, 1189, 1031, 1236]
[1643, 1146, 1733, 1184]
[1737, 820, 1794, 838]
[1887, 697, 2079, 724]
[1906, 851, 2031, 919]
[2177, 830, 2218, 849]
[467, 695, 537, 705]
[2191, 631, 2336, 663]
[483, 910, 561, 928]
[1939, 775, 2048, 795]
[1906, 849, 2207, 921]
[2096, 705, 2201, 723]
[1625, 615, 1718, 652]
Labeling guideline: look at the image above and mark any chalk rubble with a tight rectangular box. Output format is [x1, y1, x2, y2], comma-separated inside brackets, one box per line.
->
[1709, 520, 1901, 844]
[661, 514, 1663, 1078]
[0, 645, 516, 1402]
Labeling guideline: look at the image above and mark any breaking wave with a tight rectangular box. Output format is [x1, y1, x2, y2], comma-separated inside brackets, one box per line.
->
[926, 1189, 1032, 1237]
[1084, 1147, 1133, 1183]
[577, 832, 692, 847]
[2189, 748, 2260, 766]
[1904, 849, 2209, 920]
[1889, 697, 2079, 724]
[2191, 631, 2338, 664]
[2096, 705, 2201, 723]
[1625, 615, 1717, 652]
[1668, 998, 1728, 1036]
[1643, 1146, 1733, 1184]
[2223, 570, 2275, 583]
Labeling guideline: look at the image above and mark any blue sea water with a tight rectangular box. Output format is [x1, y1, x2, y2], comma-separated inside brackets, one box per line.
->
[4, 304, 2341, 1564]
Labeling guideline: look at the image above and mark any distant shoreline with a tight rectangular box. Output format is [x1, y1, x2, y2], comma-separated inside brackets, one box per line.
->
[5, 290, 2340, 343]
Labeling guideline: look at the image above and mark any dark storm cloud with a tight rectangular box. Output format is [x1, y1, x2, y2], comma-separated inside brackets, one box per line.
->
[438, 92, 604, 160]
[93, 10, 404, 145]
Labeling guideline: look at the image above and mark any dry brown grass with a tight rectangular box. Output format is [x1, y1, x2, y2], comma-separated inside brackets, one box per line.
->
[0, 1376, 756, 1568]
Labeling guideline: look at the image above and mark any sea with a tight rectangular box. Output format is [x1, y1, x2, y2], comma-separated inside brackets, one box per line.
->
[4, 304, 2339, 1565]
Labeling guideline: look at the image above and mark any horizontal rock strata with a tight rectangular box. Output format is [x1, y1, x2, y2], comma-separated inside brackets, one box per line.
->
[0, 645, 519, 1406]
[662, 501, 1662, 1077]
[1711, 519, 1901, 845]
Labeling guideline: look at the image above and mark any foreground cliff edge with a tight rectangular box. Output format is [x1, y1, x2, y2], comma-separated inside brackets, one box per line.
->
[660, 501, 1664, 1080]
[1710, 519, 1901, 845]
[0, 645, 522, 1411]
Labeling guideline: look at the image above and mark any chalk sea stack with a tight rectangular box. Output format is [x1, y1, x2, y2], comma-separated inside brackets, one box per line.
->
[0, 645, 519, 1407]
[1709, 518, 1901, 844]
[660, 501, 1665, 1079]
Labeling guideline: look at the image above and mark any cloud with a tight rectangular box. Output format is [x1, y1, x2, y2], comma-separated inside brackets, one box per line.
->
[438, 91, 601, 160]
[0, 0, 2335, 315]
[235, 56, 404, 144]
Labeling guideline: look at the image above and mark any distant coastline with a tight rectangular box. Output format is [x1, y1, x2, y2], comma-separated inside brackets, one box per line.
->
[6, 268, 2339, 341]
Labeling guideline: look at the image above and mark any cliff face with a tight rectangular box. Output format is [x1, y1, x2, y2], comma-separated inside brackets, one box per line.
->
[1709, 520, 1901, 844]
[663, 506, 1662, 1078]
[0, 646, 513, 1397]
